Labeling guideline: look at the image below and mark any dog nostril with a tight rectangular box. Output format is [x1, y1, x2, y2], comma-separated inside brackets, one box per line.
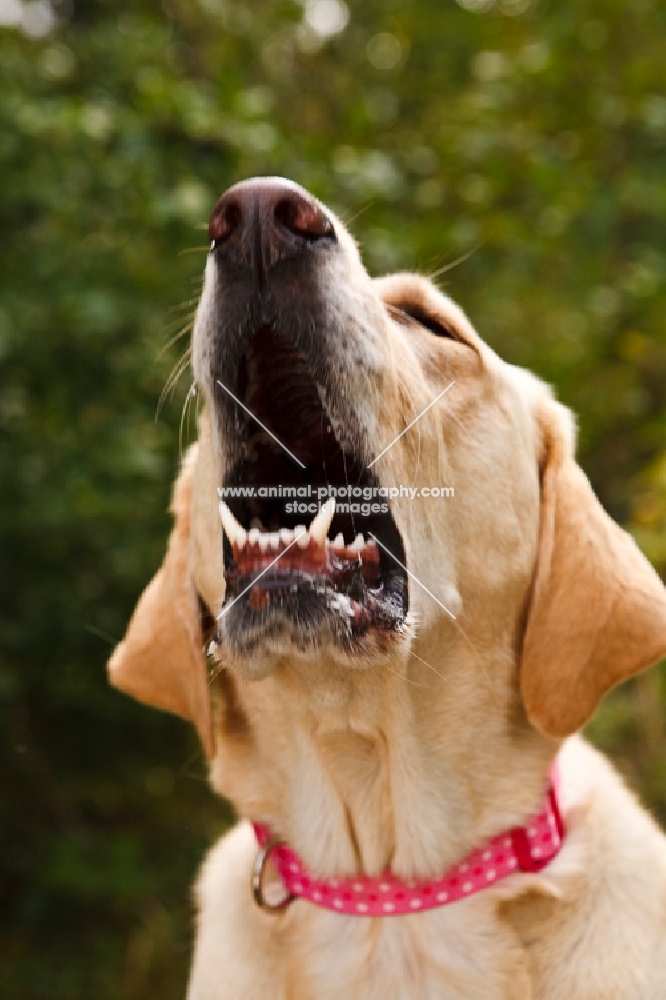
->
[208, 179, 335, 265]
[274, 195, 334, 241]
[209, 199, 242, 246]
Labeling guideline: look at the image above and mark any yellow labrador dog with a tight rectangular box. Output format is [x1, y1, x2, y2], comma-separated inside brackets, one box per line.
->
[109, 178, 666, 999]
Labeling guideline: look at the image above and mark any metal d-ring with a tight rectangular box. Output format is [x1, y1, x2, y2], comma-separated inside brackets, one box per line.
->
[251, 835, 295, 912]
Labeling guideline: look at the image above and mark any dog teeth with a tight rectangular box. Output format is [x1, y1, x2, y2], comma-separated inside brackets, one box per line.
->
[295, 526, 309, 548]
[220, 499, 344, 557]
[219, 501, 246, 547]
[349, 533, 365, 551]
[309, 498, 336, 547]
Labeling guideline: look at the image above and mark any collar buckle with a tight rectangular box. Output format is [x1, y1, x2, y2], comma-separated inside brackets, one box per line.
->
[251, 835, 295, 912]
[510, 783, 565, 873]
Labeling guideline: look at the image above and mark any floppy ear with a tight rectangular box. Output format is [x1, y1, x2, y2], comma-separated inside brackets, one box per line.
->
[521, 401, 666, 739]
[108, 447, 215, 757]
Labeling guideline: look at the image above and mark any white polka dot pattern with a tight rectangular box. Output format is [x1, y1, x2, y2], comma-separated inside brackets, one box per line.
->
[252, 765, 564, 917]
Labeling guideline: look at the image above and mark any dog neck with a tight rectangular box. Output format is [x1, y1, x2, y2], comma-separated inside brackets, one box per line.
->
[209, 631, 556, 882]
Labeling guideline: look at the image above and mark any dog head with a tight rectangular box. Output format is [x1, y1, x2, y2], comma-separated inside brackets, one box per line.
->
[109, 178, 666, 758]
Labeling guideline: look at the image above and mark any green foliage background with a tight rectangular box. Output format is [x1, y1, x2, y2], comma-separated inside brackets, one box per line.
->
[2, 0, 665, 995]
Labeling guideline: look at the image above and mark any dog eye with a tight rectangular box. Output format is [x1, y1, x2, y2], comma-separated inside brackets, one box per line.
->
[394, 305, 459, 341]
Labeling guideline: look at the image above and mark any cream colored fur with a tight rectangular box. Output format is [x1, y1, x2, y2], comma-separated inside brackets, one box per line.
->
[109, 205, 666, 998]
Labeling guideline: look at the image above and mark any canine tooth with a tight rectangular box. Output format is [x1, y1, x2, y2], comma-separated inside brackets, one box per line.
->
[248, 527, 261, 546]
[258, 533, 270, 552]
[308, 498, 336, 547]
[219, 501, 244, 546]
[333, 533, 344, 547]
[295, 526, 309, 548]
[350, 533, 365, 551]
[269, 532, 281, 550]
[280, 528, 294, 545]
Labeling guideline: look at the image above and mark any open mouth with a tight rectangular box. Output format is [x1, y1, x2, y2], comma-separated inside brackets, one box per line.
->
[215, 326, 408, 653]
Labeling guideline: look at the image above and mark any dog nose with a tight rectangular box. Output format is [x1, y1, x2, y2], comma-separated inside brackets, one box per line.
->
[209, 177, 335, 278]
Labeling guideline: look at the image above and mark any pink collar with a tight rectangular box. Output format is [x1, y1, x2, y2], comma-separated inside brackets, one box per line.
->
[252, 770, 564, 916]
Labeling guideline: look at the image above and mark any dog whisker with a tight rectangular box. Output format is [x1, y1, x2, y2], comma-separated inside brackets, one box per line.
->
[383, 659, 430, 689]
[408, 648, 448, 684]
[168, 295, 203, 313]
[158, 316, 195, 357]
[177, 746, 209, 783]
[338, 201, 373, 230]
[157, 345, 192, 419]
[427, 243, 482, 282]
[85, 624, 119, 646]
[179, 382, 199, 459]
[178, 245, 211, 256]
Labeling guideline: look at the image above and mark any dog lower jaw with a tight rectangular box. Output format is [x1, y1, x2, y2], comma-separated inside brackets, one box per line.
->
[215, 536, 410, 673]
[211, 610, 415, 682]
